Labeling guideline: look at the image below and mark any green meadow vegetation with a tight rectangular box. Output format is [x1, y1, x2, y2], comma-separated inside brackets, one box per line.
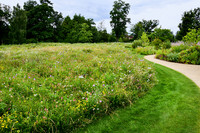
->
[77, 63, 200, 133]
[0, 43, 156, 132]
[133, 28, 200, 65]
[1, 0, 200, 132]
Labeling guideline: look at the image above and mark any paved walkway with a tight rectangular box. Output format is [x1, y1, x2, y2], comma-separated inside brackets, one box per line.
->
[144, 55, 200, 88]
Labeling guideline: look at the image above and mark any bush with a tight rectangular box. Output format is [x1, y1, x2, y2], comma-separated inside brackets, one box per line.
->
[170, 44, 189, 53]
[141, 32, 149, 44]
[132, 40, 143, 49]
[26, 38, 38, 44]
[167, 52, 179, 62]
[135, 46, 156, 55]
[183, 29, 200, 45]
[152, 39, 162, 50]
[179, 45, 200, 64]
[161, 41, 171, 49]
[156, 45, 200, 65]
[155, 49, 169, 60]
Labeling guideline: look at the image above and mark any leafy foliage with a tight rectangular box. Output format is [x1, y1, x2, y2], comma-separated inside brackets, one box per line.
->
[110, 0, 131, 40]
[78, 23, 93, 43]
[152, 38, 162, 50]
[9, 4, 27, 44]
[161, 41, 171, 49]
[156, 45, 200, 65]
[60, 15, 98, 43]
[183, 29, 200, 45]
[132, 40, 143, 49]
[0, 4, 11, 44]
[135, 46, 156, 55]
[131, 20, 159, 40]
[170, 44, 189, 53]
[179, 45, 200, 64]
[176, 7, 200, 40]
[140, 20, 159, 34]
[24, 0, 63, 42]
[149, 28, 174, 42]
[141, 32, 150, 46]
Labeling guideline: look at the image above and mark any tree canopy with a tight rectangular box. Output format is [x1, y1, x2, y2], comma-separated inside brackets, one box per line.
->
[176, 8, 200, 40]
[149, 28, 174, 42]
[0, 0, 199, 44]
[24, 0, 63, 42]
[0, 4, 11, 44]
[131, 19, 159, 40]
[110, 0, 131, 40]
[9, 4, 27, 44]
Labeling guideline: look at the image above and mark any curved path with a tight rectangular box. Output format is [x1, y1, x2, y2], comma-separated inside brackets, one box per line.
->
[145, 55, 200, 88]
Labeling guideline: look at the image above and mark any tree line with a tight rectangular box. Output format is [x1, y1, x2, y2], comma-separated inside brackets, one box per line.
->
[0, 0, 199, 44]
[0, 0, 116, 44]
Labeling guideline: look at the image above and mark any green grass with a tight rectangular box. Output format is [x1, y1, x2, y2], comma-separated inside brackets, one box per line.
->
[0, 43, 156, 132]
[77, 63, 200, 133]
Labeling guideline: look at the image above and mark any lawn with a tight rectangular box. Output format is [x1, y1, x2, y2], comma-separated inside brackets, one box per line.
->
[77, 62, 200, 133]
[0, 43, 156, 132]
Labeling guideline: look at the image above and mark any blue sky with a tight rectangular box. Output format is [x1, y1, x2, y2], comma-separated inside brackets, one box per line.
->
[1, 0, 199, 34]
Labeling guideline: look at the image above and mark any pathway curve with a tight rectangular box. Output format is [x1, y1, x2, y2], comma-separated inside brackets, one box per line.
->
[144, 55, 200, 88]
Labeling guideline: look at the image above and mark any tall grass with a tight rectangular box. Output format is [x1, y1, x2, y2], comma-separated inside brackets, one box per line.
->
[0, 43, 156, 132]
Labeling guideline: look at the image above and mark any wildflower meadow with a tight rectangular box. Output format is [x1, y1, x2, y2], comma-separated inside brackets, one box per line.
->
[0, 43, 156, 132]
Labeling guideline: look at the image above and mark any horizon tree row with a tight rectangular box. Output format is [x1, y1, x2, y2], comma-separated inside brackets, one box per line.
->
[0, 0, 199, 44]
[0, 0, 116, 44]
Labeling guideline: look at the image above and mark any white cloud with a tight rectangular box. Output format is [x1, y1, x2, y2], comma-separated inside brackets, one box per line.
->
[129, 0, 199, 34]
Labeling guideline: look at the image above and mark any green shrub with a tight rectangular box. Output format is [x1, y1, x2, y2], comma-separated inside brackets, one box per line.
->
[179, 45, 200, 64]
[141, 32, 149, 44]
[118, 37, 123, 42]
[167, 52, 179, 62]
[135, 46, 156, 55]
[132, 40, 143, 49]
[156, 49, 169, 60]
[183, 29, 200, 45]
[152, 39, 162, 50]
[170, 44, 189, 53]
[26, 38, 37, 44]
[161, 41, 171, 49]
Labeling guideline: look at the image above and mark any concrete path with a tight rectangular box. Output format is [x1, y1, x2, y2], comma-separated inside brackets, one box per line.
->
[144, 55, 200, 88]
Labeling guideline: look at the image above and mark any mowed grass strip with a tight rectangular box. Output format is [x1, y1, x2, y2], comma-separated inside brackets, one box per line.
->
[77, 63, 200, 133]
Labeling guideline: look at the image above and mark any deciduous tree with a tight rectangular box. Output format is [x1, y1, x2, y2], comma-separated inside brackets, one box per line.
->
[24, 0, 63, 42]
[0, 4, 11, 44]
[176, 8, 200, 40]
[149, 28, 174, 42]
[131, 20, 159, 40]
[9, 4, 27, 44]
[110, 0, 131, 40]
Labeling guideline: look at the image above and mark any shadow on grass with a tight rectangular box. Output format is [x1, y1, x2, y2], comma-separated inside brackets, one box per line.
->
[76, 63, 200, 133]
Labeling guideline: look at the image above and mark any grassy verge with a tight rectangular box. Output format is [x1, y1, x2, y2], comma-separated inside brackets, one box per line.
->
[77, 63, 200, 133]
